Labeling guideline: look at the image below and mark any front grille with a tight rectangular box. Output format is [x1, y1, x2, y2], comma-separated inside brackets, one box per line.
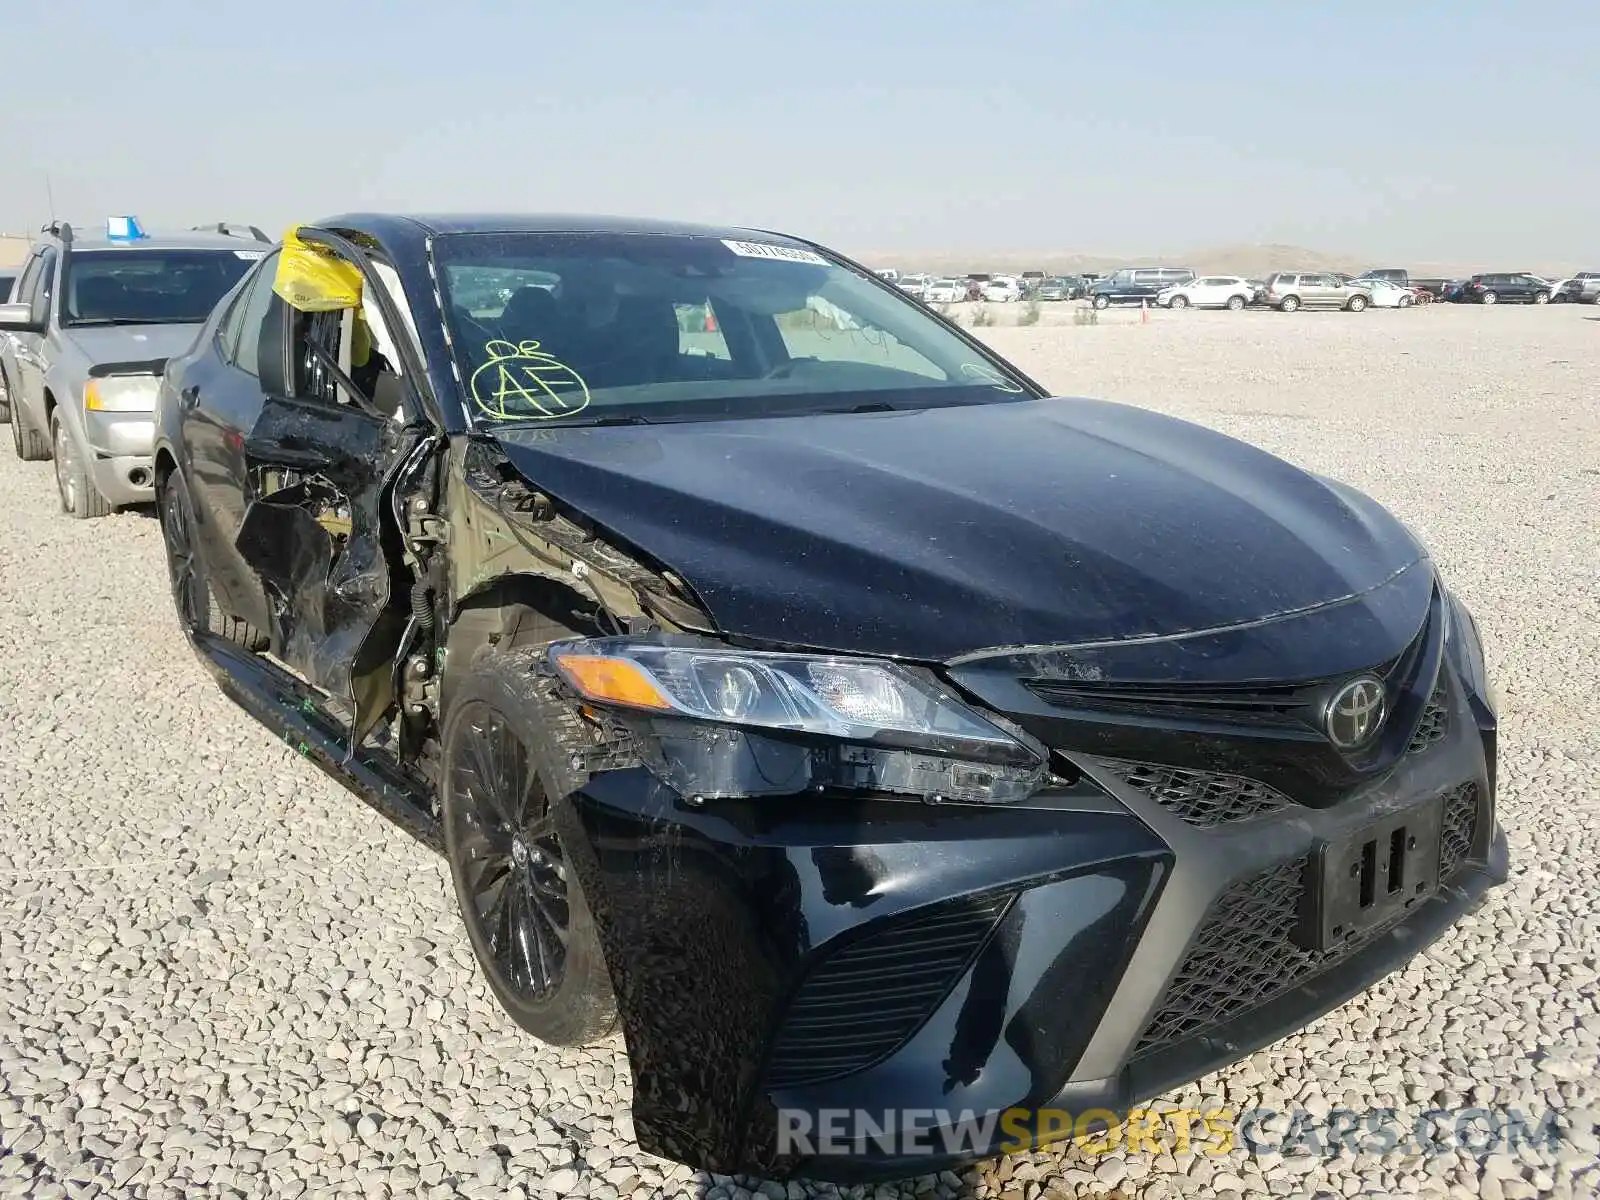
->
[1407, 686, 1450, 755]
[1093, 758, 1290, 828]
[1439, 782, 1479, 881]
[1134, 784, 1483, 1060]
[765, 893, 1012, 1089]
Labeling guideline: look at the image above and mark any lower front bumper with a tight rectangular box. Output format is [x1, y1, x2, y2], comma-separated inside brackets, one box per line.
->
[90, 452, 156, 506]
[84, 411, 156, 505]
[795, 831, 1506, 1181]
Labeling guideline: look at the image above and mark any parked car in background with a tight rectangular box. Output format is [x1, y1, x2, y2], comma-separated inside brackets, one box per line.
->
[0, 270, 16, 422]
[0, 217, 265, 517]
[922, 278, 968, 304]
[1351, 269, 1451, 299]
[1264, 273, 1371, 312]
[1357, 279, 1422, 309]
[981, 277, 1023, 303]
[1159, 275, 1255, 310]
[1451, 273, 1551, 305]
[896, 274, 930, 301]
[1034, 277, 1076, 301]
[1553, 272, 1600, 303]
[1090, 266, 1194, 309]
[152, 211, 1505, 1181]
[873, 268, 899, 283]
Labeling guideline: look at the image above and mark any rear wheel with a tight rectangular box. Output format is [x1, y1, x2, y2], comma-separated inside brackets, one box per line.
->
[157, 470, 269, 648]
[1347, 294, 1369, 312]
[1092, 295, 1110, 310]
[51, 414, 112, 519]
[442, 648, 618, 1046]
[10, 399, 48, 460]
[1280, 295, 1301, 312]
[1226, 295, 1246, 311]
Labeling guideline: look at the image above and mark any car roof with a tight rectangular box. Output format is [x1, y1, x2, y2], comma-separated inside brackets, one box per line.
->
[313, 212, 825, 263]
[38, 229, 268, 253]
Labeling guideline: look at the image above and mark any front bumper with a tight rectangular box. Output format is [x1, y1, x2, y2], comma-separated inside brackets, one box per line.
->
[84, 411, 155, 505]
[560, 655, 1504, 1181]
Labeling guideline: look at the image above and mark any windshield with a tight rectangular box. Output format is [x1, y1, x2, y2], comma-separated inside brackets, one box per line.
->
[433, 232, 1038, 426]
[63, 248, 256, 325]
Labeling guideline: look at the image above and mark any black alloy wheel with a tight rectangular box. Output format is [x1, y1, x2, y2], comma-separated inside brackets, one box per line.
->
[447, 703, 571, 1000]
[441, 648, 617, 1045]
[159, 472, 208, 633]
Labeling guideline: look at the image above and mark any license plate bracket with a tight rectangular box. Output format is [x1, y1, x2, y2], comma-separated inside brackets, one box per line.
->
[1297, 799, 1443, 951]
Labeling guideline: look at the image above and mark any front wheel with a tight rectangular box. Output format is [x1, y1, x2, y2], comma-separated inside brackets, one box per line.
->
[1534, 291, 1549, 304]
[1170, 295, 1190, 309]
[1481, 291, 1498, 305]
[1092, 295, 1110, 310]
[1226, 295, 1246, 311]
[1398, 295, 1414, 308]
[52, 414, 112, 519]
[442, 649, 618, 1046]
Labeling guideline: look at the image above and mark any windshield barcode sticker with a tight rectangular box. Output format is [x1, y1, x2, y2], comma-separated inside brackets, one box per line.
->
[721, 240, 827, 265]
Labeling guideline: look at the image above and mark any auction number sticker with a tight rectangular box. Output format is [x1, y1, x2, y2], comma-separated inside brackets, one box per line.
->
[721, 240, 827, 265]
[234, 250, 266, 260]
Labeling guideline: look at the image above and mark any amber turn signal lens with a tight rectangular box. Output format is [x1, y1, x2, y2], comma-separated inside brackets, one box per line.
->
[553, 655, 673, 711]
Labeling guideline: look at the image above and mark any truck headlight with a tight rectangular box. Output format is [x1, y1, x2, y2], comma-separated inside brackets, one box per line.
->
[550, 637, 1047, 804]
[84, 375, 158, 412]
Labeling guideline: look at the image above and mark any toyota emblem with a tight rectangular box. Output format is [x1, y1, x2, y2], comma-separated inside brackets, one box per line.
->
[1324, 677, 1387, 749]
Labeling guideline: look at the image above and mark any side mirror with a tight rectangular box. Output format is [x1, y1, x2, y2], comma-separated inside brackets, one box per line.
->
[0, 301, 43, 334]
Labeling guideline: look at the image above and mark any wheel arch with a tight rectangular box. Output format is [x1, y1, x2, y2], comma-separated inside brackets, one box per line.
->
[440, 573, 606, 723]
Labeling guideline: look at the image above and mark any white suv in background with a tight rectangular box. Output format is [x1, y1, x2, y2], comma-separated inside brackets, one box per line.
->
[1159, 275, 1256, 310]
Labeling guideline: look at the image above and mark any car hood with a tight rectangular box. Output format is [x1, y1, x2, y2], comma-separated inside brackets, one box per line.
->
[62, 323, 202, 367]
[492, 398, 1424, 661]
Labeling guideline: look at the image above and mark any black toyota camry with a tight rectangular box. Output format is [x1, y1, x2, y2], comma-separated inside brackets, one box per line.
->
[152, 214, 1506, 1180]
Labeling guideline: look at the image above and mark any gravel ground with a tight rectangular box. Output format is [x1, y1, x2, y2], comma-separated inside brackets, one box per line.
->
[1, 303, 1596, 1199]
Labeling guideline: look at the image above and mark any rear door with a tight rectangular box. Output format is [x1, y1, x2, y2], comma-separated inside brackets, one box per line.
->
[177, 251, 283, 629]
[232, 247, 430, 738]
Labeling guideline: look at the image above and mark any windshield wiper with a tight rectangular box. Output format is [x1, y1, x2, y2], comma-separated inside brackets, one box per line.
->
[66, 317, 199, 327]
[823, 401, 899, 414]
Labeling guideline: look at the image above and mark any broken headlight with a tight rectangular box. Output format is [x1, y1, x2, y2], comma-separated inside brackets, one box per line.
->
[549, 637, 1046, 804]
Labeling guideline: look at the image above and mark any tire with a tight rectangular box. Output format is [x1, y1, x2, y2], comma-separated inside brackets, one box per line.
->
[1481, 291, 1498, 305]
[1534, 291, 1549, 305]
[442, 647, 619, 1046]
[1347, 294, 1368, 312]
[1280, 295, 1301, 312]
[51, 413, 112, 519]
[157, 470, 269, 649]
[10, 397, 48, 460]
[1399, 296, 1414, 308]
[1092, 295, 1110, 310]
[1170, 295, 1190, 309]
[1226, 295, 1246, 311]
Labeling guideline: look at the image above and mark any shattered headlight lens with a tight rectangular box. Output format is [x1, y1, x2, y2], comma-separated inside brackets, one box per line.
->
[550, 638, 1046, 803]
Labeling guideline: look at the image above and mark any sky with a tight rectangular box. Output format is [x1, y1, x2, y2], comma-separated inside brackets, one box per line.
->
[4, 0, 1598, 264]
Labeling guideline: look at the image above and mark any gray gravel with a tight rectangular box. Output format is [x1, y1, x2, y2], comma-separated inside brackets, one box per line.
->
[1, 302, 1596, 1199]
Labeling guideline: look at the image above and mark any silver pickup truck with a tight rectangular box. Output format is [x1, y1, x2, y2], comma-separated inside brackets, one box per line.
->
[0, 219, 266, 517]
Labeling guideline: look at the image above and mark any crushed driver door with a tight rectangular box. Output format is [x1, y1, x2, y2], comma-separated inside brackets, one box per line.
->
[233, 273, 427, 748]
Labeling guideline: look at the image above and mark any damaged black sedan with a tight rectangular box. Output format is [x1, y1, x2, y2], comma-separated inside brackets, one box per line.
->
[152, 214, 1507, 1181]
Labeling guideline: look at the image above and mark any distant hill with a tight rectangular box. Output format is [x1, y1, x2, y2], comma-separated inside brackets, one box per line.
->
[856, 243, 1560, 279]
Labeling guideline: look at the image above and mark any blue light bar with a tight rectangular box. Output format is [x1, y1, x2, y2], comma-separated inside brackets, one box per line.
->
[105, 216, 147, 241]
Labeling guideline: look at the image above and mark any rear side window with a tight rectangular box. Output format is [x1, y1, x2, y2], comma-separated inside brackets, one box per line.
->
[1160, 269, 1192, 282]
[1132, 270, 1161, 284]
[1274, 274, 1297, 286]
[230, 252, 283, 379]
